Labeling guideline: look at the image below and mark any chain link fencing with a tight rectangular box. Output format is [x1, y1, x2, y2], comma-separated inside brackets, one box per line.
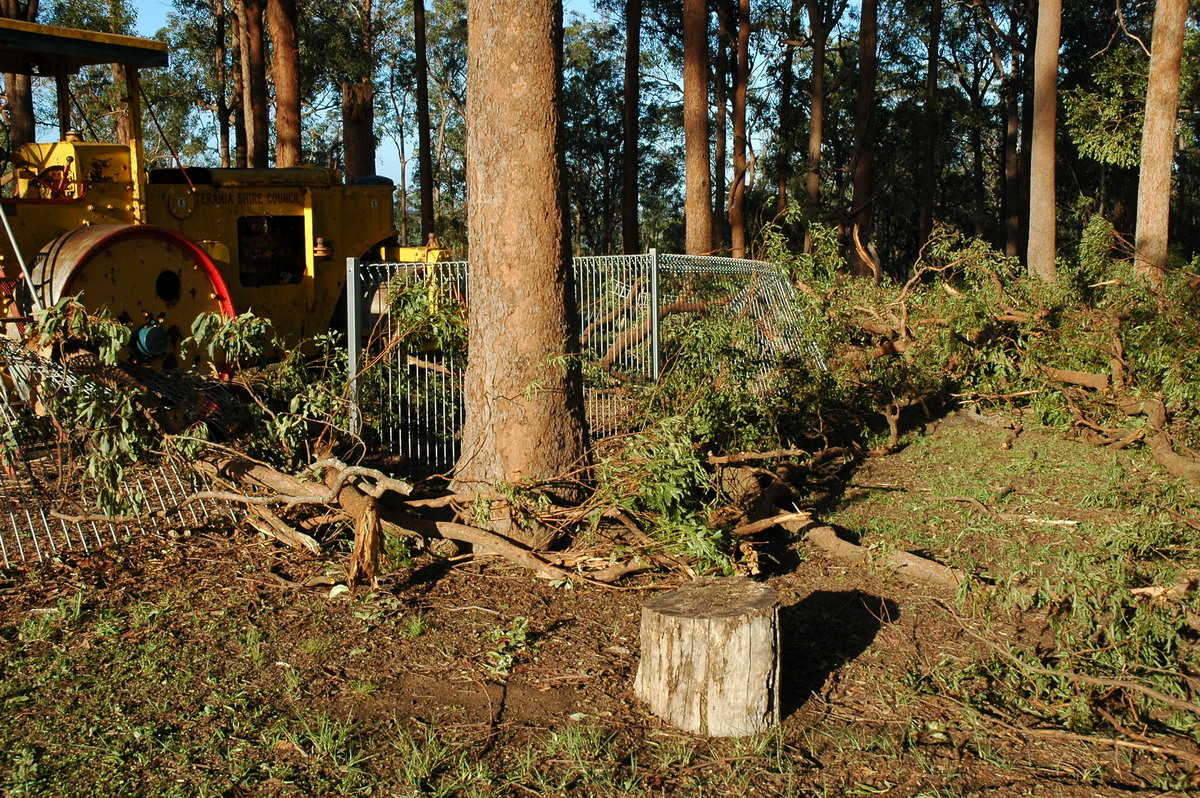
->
[347, 251, 811, 473]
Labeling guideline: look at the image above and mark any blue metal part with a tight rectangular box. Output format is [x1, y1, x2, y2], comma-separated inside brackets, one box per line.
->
[132, 322, 168, 359]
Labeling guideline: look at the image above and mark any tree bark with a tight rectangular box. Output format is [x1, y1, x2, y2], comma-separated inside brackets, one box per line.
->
[683, 0, 712, 254]
[267, 0, 301, 167]
[729, 0, 751, 258]
[846, 0, 878, 279]
[415, 0, 436, 242]
[1134, 0, 1187, 291]
[458, 0, 588, 526]
[1025, 0, 1059, 282]
[917, 0, 941, 247]
[621, 0, 641, 254]
[803, 0, 844, 253]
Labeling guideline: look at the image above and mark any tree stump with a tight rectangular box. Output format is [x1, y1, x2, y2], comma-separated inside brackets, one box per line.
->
[634, 576, 780, 737]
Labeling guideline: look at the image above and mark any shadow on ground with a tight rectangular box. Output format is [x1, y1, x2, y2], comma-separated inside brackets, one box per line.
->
[779, 589, 900, 718]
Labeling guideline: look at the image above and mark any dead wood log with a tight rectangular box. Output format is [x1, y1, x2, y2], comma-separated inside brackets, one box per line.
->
[1039, 366, 1109, 391]
[782, 519, 966, 588]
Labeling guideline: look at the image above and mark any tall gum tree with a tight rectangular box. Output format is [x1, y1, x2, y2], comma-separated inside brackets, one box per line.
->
[729, 0, 750, 258]
[846, 0, 878, 279]
[1025, 0, 1059, 281]
[1134, 0, 1188, 291]
[267, 0, 300, 167]
[621, 0, 640, 253]
[683, 0, 712, 253]
[457, 0, 588, 529]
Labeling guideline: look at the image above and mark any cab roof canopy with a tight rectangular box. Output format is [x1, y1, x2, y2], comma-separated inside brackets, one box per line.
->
[0, 17, 167, 76]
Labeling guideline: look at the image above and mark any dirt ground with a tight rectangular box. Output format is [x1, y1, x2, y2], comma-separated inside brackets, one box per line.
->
[1, 413, 1196, 796]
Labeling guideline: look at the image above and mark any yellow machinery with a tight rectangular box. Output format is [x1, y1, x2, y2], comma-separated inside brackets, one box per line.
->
[0, 18, 441, 369]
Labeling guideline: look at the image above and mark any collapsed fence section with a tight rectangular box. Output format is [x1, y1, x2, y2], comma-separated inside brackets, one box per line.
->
[0, 339, 232, 567]
[347, 252, 809, 472]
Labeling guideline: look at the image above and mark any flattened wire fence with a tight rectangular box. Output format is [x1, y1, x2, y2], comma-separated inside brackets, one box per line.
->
[347, 251, 810, 472]
[0, 338, 232, 567]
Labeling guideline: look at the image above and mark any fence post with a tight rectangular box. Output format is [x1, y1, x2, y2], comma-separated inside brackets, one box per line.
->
[345, 257, 362, 434]
[649, 248, 660, 381]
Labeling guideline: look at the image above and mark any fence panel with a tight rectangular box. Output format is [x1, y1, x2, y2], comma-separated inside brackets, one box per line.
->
[348, 253, 804, 472]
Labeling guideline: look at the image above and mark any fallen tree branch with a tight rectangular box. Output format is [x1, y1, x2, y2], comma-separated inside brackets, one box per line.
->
[1040, 367, 1109, 391]
[947, 609, 1200, 717]
[782, 520, 966, 588]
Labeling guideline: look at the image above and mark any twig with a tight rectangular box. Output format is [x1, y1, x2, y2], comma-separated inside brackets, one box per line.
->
[731, 510, 811, 538]
[707, 448, 812, 465]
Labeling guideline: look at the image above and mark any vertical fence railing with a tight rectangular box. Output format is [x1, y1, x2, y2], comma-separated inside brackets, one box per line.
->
[347, 253, 801, 471]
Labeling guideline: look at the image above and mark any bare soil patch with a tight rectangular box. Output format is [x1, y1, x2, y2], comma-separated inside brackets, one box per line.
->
[1, 412, 1196, 796]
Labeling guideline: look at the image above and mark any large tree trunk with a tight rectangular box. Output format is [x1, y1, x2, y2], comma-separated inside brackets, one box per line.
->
[414, 0, 436, 242]
[683, 0, 712, 254]
[238, 0, 269, 168]
[0, 0, 37, 150]
[267, 0, 301, 167]
[1025, 0, 1058, 281]
[621, 0, 641, 254]
[917, 0, 941, 247]
[458, 0, 588, 534]
[846, 0, 878, 279]
[729, 0, 750, 258]
[1134, 0, 1187, 291]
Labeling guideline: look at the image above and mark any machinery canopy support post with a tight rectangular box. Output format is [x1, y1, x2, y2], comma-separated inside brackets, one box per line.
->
[346, 257, 363, 434]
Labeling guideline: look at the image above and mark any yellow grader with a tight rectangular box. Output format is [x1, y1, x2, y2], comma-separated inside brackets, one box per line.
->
[0, 17, 435, 369]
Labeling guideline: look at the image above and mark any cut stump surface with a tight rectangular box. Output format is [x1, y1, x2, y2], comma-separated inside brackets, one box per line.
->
[634, 576, 780, 737]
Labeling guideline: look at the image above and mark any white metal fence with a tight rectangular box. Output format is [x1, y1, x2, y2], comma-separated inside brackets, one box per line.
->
[346, 251, 809, 472]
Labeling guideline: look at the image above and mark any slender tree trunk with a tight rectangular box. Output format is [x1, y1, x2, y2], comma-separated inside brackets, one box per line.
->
[683, 0, 712, 254]
[267, 0, 301, 167]
[1, 0, 38, 149]
[917, 0, 941, 247]
[620, 0, 641, 254]
[804, 0, 843, 252]
[231, 3, 247, 167]
[1026, 0, 1060, 282]
[1134, 0, 1187, 291]
[729, 0, 750, 258]
[459, 0, 587, 525]
[846, 0, 878, 279]
[1003, 51, 1020, 256]
[215, 0, 231, 167]
[713, 0, 731, 253]
[1017, 0, 1036, 264]
[415, 0, 436, 242]
[775, 0, 800, 219]
[239, 0, 269, 168]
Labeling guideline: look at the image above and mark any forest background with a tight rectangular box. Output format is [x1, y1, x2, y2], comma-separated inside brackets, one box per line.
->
[7, 0, 1197, 279]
